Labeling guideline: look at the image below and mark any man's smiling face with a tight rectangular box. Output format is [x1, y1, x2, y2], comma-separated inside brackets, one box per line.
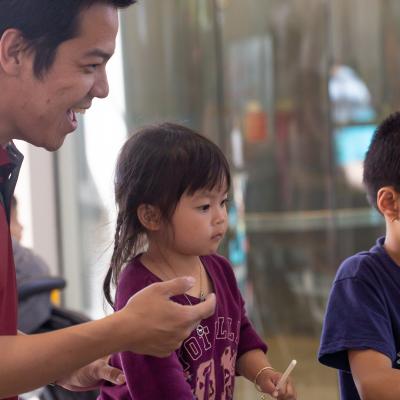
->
[9, 3, 119, 151]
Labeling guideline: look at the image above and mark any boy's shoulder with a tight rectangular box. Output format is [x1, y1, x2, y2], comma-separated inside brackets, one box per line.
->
[335, 252, 373, 279]
[334, 237, 388, 283]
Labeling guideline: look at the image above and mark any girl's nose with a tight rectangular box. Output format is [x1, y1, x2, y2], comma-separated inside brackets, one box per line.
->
[214, 207, 227, 225]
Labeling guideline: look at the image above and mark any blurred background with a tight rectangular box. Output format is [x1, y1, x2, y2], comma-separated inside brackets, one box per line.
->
[15, 0, 400, 398]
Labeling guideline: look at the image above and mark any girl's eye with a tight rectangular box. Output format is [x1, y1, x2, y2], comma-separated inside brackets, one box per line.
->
[199, 204, 210, 212]
[221, 198, 229, 207]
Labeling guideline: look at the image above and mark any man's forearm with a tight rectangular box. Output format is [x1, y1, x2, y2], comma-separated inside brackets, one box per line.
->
[0, 313, 124, 397]
[0, 277, 216, 398]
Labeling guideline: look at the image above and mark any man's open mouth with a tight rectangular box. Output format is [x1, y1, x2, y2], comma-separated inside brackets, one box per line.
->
[67, 108, 88, 124]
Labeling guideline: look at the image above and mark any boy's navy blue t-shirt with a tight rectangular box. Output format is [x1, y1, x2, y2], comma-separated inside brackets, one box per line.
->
[319, 236, 400, 400]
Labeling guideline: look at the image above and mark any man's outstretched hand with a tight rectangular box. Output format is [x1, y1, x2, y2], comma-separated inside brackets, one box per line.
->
[117, 277, 216, 357]
[42, 278, 215, 393]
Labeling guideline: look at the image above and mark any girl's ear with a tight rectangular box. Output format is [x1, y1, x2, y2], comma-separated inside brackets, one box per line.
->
[137, 204, 161, 231]
[0, 29, 29, 76]
[377, 186, 400, 222]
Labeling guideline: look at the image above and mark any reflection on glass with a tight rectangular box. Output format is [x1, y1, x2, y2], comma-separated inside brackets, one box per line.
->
[57, 0, 400, 398]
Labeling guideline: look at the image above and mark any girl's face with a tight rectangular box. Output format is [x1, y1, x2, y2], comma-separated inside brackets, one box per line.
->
[164, 184, 229, 256]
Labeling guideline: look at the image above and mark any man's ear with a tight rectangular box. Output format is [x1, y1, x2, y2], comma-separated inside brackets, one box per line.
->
[137, 204, 161, 231]
[0, 29, 29, 76]
[377, 186, 400, 221]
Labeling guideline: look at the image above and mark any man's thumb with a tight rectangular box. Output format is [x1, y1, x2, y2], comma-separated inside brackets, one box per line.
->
[191, 293, 216, 320]
[160, 276, 196, 297]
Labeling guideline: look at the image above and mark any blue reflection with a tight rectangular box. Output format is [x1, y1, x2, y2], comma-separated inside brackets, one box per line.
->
[329, 65, 376, 125]
[334, 124, 376, 166]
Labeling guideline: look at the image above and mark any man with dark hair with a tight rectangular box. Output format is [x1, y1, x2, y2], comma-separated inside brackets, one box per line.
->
[0, 2, 216, 399]
[319, 112, 400, 399]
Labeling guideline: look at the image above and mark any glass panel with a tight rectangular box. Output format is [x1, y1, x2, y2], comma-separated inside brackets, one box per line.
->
[121, 0, 223, 143]
[221, 1, 338, 398]
[55, 0, 400, 398]
[329, 0, 387, 264]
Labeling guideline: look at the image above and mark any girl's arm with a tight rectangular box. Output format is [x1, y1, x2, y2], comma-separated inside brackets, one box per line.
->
[349, 349, 400, 400]
[236, 349, 296, 400]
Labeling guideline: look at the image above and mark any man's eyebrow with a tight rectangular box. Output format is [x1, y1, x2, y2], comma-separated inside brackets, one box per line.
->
[83, 48, 113, 61]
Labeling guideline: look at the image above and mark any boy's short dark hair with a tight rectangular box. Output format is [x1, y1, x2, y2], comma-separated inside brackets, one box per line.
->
[363, 112, 400, 210]
[0, 0, 135, 78]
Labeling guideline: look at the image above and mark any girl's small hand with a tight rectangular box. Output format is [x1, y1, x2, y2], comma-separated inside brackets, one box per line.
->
[56, 356, 125, 391]
[258, 369, 297, 400]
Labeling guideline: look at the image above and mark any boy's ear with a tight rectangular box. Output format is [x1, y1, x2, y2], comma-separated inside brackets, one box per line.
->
[0, 29, 29, 76]
[137, 204, 161, 231]
[377, 186, 400, 221]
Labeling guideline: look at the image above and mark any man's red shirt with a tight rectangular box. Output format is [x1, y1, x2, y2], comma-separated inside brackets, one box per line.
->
[0, 143, 23, 400]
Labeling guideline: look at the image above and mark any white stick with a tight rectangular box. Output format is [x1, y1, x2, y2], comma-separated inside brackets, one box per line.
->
[276, 359, 297, 391]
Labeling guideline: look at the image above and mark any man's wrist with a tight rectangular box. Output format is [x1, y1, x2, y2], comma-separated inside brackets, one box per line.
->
[108, 308, 139, 353]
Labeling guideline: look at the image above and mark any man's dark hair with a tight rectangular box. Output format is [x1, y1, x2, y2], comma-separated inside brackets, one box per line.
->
[0, 0, 135, 78]
[363, 112, 400, 210]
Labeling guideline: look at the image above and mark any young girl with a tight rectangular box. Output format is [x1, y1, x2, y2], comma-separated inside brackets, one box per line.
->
[100, 123, 296, 400]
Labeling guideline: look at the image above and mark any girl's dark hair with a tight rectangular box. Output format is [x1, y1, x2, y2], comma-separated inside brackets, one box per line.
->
[0, 0, 135, 78]
[363, 112, 400, 211]
[103, 123, 231, 307]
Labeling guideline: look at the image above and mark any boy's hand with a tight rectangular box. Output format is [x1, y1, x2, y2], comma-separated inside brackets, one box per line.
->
[56, 356, 125, 391]
[117, 277, 216, 357]
[258, 369, 297, 400]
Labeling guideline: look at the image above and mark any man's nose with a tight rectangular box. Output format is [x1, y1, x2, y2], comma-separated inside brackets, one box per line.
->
[91, 69, 109, 99]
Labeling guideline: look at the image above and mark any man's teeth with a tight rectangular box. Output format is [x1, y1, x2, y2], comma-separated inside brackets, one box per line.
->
[72, 108, 86, 114]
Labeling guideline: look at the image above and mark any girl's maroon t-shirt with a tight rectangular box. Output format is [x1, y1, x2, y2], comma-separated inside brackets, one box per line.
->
[100, 254, 267, 400]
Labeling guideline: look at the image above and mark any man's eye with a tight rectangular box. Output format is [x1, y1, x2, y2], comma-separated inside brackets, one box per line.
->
[85, 64, 98, 72]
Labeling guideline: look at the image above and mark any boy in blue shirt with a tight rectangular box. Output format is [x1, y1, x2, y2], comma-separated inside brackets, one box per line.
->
[319, 112, 400, 400]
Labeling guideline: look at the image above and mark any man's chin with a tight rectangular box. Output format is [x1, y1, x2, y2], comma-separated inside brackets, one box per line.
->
[42, 136, 68, 152]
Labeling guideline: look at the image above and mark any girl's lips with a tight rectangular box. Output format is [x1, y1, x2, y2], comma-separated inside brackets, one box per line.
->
[212, 233, 224, 241]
